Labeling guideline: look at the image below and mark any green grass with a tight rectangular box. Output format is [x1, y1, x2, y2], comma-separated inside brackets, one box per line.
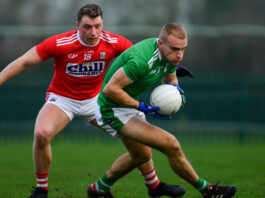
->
[0, 140, 265, 197]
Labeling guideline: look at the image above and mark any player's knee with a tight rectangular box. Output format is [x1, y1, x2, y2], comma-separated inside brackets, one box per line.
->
[138, 152, 152, 164]
[131, 149, 152, 165]
[164, 136, 182, 157]
[34, 128, 53, 146]
[134, 156, 151, 165]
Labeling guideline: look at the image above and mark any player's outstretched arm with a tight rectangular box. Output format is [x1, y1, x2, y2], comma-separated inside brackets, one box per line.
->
[0, 46, 42, 86]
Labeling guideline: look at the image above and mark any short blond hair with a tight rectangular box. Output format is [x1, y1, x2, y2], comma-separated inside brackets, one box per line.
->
[159, 23, 187, 42]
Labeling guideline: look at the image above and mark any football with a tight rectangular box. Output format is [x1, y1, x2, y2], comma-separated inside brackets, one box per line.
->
[150, 84, 182, 116]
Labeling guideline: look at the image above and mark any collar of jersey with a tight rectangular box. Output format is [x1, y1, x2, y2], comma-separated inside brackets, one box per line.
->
[155, 38, 162, 61]
[155, 38, 170, 66]
[77, 30, 100, 47]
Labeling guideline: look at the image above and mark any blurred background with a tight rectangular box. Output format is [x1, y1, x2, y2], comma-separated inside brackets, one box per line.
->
[0, 0, 264, 143]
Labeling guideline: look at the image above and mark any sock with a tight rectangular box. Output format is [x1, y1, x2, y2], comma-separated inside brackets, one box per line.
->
[141, 168, 160, 189]
[93, 173, 115, 193]
[35, 172, 48, 191]
[193, 177, 210, 194]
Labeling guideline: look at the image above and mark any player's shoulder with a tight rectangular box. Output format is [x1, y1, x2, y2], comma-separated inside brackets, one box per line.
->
[101, 30, 120, 38]
[126, 38, 158, 64]
[44, 30, 78, 42]
[100, 30, 128, 44]
[49, 30, 79, 48]
[130, 38, 157, 53]
[53, 30, 78, 40]
[136, 38, 157, 46]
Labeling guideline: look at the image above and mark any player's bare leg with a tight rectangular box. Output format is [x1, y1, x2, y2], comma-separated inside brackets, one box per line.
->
[92, 118, 166, 179]
[91, 118, 181, 175]
[29, 103, 70, 198]
[117, 116, 237, 197]
[88, 116, 186, 197]
[91, 118, 158, 179]
[34, 103, 70, 172]
[106, 137, 152, 180]
[120, 116, 199, 184]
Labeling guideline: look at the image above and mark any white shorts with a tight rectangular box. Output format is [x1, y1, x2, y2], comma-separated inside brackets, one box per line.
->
[46, 92, 97, 125]
[96, 103, 145, 136]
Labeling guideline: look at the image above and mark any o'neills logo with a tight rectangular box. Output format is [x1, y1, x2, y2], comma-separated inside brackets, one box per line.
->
[66, 61, 105, 77]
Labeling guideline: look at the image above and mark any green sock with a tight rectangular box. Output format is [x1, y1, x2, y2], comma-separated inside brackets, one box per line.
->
[95, 173, 115, 193]
[193, 177, 210, 194]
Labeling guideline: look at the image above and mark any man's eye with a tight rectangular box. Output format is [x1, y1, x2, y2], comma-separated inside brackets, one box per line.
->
[84, 25, 91, 29]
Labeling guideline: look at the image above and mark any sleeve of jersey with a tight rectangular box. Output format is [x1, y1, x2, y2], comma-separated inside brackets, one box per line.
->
[115, 36, 133, 56]
[35, 36, 57, 61]
[123, 56, 148, 82]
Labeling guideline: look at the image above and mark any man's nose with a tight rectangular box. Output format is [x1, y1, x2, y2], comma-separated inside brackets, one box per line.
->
[90, 27, 97, 35]
[176, 50, 183, 58]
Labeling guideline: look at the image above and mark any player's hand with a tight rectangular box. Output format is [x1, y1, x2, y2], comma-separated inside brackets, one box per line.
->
[138, 101, 159, 113]
[138, 102, 169, 119]
[176, 66, 194, 78]
[150, 112, 170, 119]
[166, 82, 186, 107]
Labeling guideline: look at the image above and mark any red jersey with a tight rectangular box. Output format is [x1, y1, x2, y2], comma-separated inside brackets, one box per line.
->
[36, 30, 132, 100]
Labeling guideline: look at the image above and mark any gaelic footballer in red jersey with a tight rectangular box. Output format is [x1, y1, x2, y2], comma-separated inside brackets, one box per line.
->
[36, 30, 132, 100]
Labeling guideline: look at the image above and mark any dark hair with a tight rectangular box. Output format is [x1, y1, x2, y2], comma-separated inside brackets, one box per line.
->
[77, 4, 103, 22]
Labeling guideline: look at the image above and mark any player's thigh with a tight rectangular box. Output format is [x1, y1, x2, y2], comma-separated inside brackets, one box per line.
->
[118, 133, 152, 161]
[120, 116, 178, 152]
[35, 103, 70, 137]
[90, 118, 102, 129]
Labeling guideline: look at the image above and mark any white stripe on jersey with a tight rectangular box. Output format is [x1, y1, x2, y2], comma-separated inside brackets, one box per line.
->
[148, 49, 159, 68]
[101, 34, 118, 41]
[56, 34, 78, 46]
[57, 36, 77, 44]
[100, 37, 118, 43]
[57, 34, 77, 41]
[100, 32, 118, 43]
[57, 38, 78, 46]
[56, 32, 118, 46]
[101, 32, 118, 40]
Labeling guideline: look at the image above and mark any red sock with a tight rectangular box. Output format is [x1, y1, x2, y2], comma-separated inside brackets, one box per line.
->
[141, 168, 160, 189]
[90, 183, 98, 192]
[35, 172, 48, 191]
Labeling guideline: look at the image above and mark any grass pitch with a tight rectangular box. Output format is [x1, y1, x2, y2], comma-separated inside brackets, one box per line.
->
[0, 139, 265, 198]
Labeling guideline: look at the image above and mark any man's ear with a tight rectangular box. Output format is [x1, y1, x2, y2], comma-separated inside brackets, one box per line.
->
[157, 38, 163, 47]
[75, 21, 80, 30]
[157, 39, 164, 51]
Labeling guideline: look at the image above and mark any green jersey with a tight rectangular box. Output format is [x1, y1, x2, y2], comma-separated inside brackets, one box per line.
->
[98, 38, 177, 109]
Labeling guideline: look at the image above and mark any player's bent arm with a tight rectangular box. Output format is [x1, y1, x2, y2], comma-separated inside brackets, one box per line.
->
[0, 46, 42, 85]
[162, 71, 178, 85]
[103, 68, 140, 109]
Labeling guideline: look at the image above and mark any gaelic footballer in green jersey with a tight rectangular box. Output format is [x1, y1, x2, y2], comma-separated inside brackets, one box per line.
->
[100, 38, 177, 104]
[93, 23, 237, 198]
[97, 38, 177, 130]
